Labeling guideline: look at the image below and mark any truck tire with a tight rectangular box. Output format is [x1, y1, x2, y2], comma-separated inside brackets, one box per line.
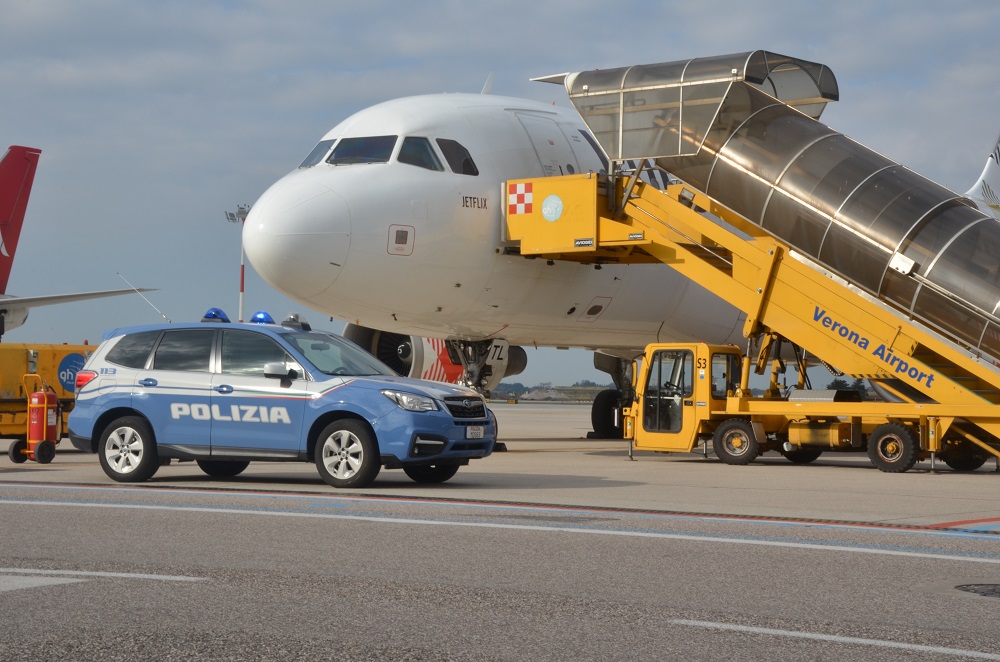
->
[867, 423, 918, 473]
[98, 416, 160, 482]
[315, 419, 381, 488]
[712, 419, 760, 465]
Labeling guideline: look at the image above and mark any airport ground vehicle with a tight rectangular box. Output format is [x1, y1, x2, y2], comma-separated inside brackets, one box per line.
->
[505, 168, 1000, 472]
[68, 311, 497, 487]
[3, 343, 91, 463]
[506, 169, 1000, 472]
[500, 53, 1000, 473]
[624, 341, 995, 472]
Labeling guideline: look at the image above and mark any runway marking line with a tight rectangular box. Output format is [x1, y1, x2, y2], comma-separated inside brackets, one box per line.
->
[671, 619, 1000, 660]
[0, 568, 205, 582]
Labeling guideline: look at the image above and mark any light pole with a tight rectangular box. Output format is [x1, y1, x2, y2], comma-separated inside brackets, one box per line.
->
[224, 204, 250, 322]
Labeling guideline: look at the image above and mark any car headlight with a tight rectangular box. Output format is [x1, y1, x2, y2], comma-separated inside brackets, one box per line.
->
[381, 389, 438, 412]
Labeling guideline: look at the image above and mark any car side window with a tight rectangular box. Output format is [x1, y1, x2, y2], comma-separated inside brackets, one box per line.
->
[152, 329, 214, 372]
[221, 330, 300, 377]
[105, 330, 160, 369]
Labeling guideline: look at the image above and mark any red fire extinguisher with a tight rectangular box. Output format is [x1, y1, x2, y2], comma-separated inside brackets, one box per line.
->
[27, 387, 59, 464]
[8, 375, 59, 465]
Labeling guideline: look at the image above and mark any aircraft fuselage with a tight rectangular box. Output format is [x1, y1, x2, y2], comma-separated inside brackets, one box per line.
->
[243, 94, 746, 355]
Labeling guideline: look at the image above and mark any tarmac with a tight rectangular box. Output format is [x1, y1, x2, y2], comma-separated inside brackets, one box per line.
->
[3, 402, 1000, 532]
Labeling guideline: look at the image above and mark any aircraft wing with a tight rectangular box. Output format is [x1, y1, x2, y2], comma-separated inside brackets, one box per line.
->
[0, 288, 155, 309]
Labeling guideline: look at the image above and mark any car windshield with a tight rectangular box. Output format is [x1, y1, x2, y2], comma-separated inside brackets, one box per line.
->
[283, 331, 396, 377]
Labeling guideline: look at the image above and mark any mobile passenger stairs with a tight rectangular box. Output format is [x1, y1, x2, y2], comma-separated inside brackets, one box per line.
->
[505, 51, 1000, 472]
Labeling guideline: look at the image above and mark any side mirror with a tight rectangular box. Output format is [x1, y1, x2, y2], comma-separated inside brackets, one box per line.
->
[264, 362, 297, 380]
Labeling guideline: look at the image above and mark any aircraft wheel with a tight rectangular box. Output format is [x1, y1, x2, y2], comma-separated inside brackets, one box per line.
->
[196, 460, 250, 477]
[403, 463, 460, 484]
[867, 423, 918, 473]
[591, 389, 623, 439]
[779, 447, 823, 464]
[8, 439, 27, 464]
[712, 418, 760, 465]
[315, 420, 381, 488]
[941, 441, 988, 472]
[33, 440, 56, 464]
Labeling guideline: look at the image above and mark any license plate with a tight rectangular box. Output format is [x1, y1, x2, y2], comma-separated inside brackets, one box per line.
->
[466, 426, 484, 439]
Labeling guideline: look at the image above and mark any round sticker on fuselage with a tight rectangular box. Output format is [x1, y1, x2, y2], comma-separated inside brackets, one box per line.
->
[542, 195, 563, 222]
[58, 353, 86, 392]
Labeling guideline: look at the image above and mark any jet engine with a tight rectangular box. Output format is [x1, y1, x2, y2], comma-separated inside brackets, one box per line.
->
[342, 324, 527, 390]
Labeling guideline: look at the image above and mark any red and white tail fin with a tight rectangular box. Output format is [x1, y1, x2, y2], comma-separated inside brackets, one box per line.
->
[0, 146, 41, 293]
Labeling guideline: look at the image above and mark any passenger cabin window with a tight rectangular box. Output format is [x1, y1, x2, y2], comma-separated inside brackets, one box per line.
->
[327, 136, 397, 165]
[299, 139, 335, 168]
[397, 137, 444, 171]
[221, 330, 300, 377]
[152, 330, 214, 372]
[106, 330, 160, 369]
[436, 138, 479, 176]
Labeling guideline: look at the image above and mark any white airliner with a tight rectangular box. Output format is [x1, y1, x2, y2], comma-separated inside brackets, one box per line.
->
[0, 145, 151, 338]
[242, 93, 1000, 435]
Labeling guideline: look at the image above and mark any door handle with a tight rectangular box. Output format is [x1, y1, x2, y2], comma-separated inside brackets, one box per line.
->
[138, 378, 158, 387]
[214, 384, 234, 394]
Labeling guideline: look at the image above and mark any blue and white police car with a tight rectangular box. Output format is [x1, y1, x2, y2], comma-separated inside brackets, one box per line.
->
[68, 310, 497, 488]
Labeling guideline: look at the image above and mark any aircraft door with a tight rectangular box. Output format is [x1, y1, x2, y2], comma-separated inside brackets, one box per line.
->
[640, 348, 695, 451]
[210, 330, 307, 456]
[516, 113, 580, 177]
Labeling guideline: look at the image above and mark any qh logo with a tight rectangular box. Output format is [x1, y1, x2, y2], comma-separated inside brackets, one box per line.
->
[58, 353, 87, 392]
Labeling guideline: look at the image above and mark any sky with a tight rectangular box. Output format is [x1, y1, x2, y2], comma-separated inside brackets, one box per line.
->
[2, 0, 999, 386]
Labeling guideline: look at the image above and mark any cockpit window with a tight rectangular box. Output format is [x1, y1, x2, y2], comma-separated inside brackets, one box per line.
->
[327, 136, 397, 165]
[299, 139, 335, 168]
[398, 137, 444, 171]
[436, 138, 479, 176]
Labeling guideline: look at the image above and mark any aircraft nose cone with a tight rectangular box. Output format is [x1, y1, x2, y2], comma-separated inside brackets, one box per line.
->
[244, 177, 350, 300]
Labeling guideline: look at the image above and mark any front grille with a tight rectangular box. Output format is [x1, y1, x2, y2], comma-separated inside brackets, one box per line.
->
[443, 396, 486, 419]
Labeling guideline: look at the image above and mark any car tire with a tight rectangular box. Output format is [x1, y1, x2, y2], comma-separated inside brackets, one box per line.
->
[98, 416, 160, 483]
[403, 463, 460, 484]
[196, 460, 250, 477]
[315, 420, 381, 488]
